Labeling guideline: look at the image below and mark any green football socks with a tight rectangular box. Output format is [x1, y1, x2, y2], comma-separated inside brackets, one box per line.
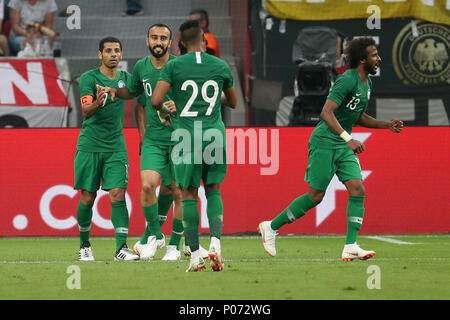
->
[140, 192, 174, 244]
[110, 201, 129, 252]
[345, 195, 365, 244]
[182, 199, 200, 252]
[76, 200, 93, 247]
[271, 193, 316, 230]
[169, 218, 184, 249]
[206, 190, 224, 240]
[158, 193, 174, 226]
[140, 202, 164, 243]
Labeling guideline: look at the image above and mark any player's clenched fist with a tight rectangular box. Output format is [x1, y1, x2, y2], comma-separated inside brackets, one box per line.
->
[347, 139, 366, 154]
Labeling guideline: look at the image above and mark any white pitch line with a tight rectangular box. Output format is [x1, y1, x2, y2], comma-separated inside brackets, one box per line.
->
[2, 257, 450, 264]
[366, 235, 418, 245]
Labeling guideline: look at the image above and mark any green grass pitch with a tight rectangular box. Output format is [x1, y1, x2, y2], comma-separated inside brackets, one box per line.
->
[1, 234, 449, 300]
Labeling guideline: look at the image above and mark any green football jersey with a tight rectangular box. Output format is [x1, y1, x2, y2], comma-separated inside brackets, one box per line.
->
[77, 68, 132, 152]
[309, 68, 372, 149]
[130, 55, 177, 145]
[160, 52, 234, 131]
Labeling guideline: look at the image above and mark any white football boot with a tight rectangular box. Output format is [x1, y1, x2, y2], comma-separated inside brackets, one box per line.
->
[342, 242, 376, 261]
[183, 243, 210, 259]
[114, 244, 140, 261]
[208, 239, 224, 272]
[78, 241, 95, 261]
[162, 245, 181, 261]
[186, 251, 206, 272]
[258, 221, 278, 257]
[133, 236, 158, 260]
[156, 234, 166, 250]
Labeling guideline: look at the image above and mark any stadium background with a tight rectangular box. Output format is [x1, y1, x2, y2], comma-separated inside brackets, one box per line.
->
[0, 0, 449, 237]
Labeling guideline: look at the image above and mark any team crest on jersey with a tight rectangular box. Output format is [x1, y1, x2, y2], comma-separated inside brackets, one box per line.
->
[118, 80, 126, 88]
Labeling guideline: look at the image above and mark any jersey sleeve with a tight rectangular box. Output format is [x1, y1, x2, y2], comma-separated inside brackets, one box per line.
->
[129, 62, 143, 96]
[327, 74, 356, 106]
[79, 72, 96, 98]
[123, 71, 135, 88]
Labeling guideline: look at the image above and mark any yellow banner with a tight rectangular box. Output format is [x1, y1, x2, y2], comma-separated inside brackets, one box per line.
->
[265, 0, 450, 25]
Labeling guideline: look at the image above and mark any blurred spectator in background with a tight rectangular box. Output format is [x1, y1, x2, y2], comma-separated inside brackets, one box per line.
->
[0, 0, 11, 56]
[335, 32, 349, 75]
[189, 9, 220, 58]
[123, 0, 143, 16]
[171, 9, 220, 58]
[17, 23, 45, 57]
[8, 0, 57, 55]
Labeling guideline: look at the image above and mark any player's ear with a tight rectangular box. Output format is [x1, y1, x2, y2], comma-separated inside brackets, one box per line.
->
[98, 50, 102, 60]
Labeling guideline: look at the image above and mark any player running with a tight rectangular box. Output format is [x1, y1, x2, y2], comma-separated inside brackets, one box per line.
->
[152, 20, 237, 272]
[258, 37, 403, 261]
[75, 37, 139, 262]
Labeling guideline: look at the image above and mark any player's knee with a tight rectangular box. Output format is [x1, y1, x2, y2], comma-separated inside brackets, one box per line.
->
[109, 188, 125, 202]
[159, 185, 171, 196]
[171, 187, 183, 202]
[81, 191, 96, 206]
[346, 181, 365, 196]
[205, 183, 220, 193]
[182, 187, 198, 199]
[308, 189, 325, 204]
[355, 184, 365, 196]
[141, 181, 157, 195]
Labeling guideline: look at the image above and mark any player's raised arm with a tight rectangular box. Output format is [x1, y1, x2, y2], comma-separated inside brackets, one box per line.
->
[151, 80, 171, 109]
[98, 85, 135, 102]
[81, 86, 106, 118]
[151, 80, 176, 126]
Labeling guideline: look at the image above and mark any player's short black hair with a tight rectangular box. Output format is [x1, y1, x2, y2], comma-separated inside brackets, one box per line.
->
[99, 36, 122, 52]
[345, 37, 377, 68]
[147, 23, 172, 40]
[189, 9, 209, 28]
[179, 20, 202, 45]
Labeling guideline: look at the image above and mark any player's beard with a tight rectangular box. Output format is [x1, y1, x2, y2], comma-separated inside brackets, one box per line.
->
[149, 45, 168, 58]
[366, 62, 378, 75]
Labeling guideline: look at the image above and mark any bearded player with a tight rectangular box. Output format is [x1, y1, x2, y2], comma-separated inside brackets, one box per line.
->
[258, 37, 403, 261]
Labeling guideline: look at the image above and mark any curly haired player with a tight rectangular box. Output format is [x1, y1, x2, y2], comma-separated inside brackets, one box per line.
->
[259, 37, 403, 261]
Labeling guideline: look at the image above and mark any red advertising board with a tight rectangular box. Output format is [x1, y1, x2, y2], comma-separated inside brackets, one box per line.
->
[0, 59, 67, 107]
[0, 59, 69, 128]
[0, 127, 449, 236]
